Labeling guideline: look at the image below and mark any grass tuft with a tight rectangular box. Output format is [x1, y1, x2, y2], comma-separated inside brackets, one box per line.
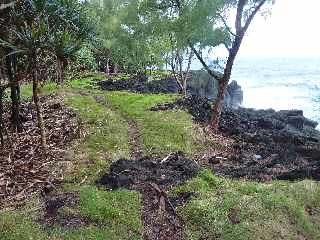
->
[172, 170, 320, 240]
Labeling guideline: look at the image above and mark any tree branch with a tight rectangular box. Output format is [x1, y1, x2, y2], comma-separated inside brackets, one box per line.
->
[217, 13, 236, 37]
[242, 0, 267, 33]
[188, 41, 222, 82]
[223, 42, 231, 53]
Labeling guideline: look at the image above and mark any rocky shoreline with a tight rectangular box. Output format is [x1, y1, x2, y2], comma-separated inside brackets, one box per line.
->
[151, 95, 320, 181]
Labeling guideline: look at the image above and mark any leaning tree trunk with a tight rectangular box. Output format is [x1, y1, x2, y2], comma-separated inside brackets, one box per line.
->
[177, 49, 185, 95]
[210, 79, 229, 130]
[32, 53, 46, 149]
[209, 35, 243, 130]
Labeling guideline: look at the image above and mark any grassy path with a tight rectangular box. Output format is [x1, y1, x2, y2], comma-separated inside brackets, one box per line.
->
[93, 94, 143, 160]
[91, 92, 185, 239]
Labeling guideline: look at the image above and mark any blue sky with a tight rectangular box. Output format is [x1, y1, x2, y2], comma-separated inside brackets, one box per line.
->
[239, 0, 320, 58]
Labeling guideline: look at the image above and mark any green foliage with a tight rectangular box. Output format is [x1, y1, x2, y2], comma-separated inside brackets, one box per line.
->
[173, 171, 320, 240]
[88, 0, 169, 73]
[73, 46, 98, 71]
[0, 0, 94, 85]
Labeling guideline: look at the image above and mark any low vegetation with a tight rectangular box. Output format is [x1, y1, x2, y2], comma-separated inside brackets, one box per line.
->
[173, 170, 320, 240]
[0, 187, 142, 240]
[1, 73, 319, 239]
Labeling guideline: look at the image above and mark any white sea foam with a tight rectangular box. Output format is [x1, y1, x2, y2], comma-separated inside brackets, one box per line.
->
[232, 57, 320, 127]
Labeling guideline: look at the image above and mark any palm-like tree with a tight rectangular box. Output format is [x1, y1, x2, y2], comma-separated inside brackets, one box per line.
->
[53, 31, 81, 85]
[0, 0, 92, 149]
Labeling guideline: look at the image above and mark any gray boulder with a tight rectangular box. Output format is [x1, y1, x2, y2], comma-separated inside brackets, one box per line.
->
[187, 70, 243, 109]
[225, 80, 243, 109]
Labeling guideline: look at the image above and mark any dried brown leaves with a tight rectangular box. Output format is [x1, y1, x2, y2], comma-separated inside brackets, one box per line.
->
[0, 94, 79, 207]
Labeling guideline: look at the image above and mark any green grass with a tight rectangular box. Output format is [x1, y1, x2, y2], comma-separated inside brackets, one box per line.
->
[77, 186, 142, 239]
[49, 186, 142, 240]
[63, 91, 130, 183]
[17, 71, 106, 100]
[8, 82, 59, 100]
[0, 211, 48, 240]
[106, 91, 198, 155]
[172, 170, 320, 240]
[66, 72, 105, 90]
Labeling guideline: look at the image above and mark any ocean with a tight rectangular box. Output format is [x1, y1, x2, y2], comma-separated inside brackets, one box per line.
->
[231, 57, 320, 127]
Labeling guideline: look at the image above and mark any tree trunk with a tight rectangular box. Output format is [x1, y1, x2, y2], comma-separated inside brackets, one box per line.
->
[177, 49, 184, 93]
[56, 58, 62, 85]
[6, 52, 22, 132]
[106, 57, 110, 76]
[209, 35, 243, 130]
[56, 57, 66, 86]
[32, 54, 46, 149]
[182, 75, 187, 96]
[210, 80, 228, 130]
[181, 50, 194, 96]
[0, 87, 4, 148]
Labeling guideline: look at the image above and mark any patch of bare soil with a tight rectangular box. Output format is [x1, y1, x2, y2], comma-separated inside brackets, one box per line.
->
[126, 118, 142, 160]
[41, 192, 83, 228]
[0, 94, 80, 207]
[98, 152, 200, 240]
[140, 183, 184, 240]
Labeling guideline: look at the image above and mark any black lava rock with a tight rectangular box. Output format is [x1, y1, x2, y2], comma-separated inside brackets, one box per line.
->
[97, 75, 182, 94]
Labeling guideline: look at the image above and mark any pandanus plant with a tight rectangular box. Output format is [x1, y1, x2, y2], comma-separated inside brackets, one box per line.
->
[53, 31, 81, 86]
[0, 0, 53, 149]
[0, 0, 92, 149]
[51, 0, 93, 85]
